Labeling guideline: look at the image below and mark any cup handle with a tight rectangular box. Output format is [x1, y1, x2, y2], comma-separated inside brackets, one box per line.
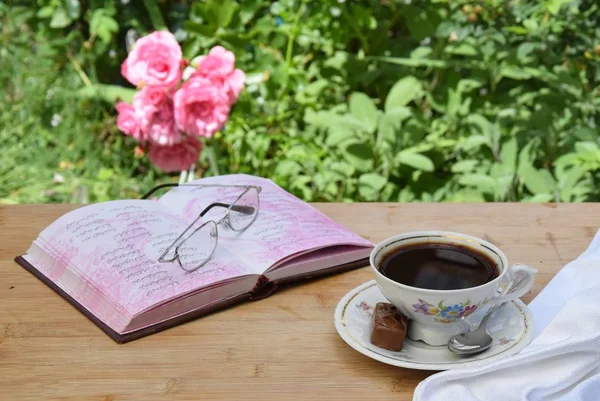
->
[490, 264, 537, 304]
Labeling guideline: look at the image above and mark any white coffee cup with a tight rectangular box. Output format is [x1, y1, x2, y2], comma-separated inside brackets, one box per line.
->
[370, 231, 537, 346]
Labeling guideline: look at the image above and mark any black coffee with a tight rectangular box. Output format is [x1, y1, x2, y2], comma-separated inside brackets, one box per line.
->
[380, 242, 498, 290]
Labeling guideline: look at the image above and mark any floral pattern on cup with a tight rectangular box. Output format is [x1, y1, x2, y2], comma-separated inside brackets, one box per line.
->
[412, 299, 479, 323]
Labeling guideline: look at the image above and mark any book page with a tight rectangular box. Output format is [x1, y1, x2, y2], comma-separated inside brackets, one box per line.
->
[34, 200, 255, 316]
[158, 174, 373, 273]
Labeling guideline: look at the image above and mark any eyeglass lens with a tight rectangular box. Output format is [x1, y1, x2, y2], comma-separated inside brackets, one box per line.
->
[176, 220, 218, 272]
[229, 187, 260, 231]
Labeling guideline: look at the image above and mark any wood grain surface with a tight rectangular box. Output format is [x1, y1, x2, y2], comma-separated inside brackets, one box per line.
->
[1, 203, 597, 401]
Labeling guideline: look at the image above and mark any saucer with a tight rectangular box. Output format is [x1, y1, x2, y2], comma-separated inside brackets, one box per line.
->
[334, 280, 534, 371]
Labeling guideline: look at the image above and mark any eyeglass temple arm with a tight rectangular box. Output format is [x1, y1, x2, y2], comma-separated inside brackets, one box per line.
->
[140, 183, 178, 199]
[200, 203, 256, 217]
[141, 185, 255, 215]
[141, 184, 261, 199]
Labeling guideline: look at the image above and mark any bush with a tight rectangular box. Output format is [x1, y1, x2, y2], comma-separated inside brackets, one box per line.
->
[1, 0, 599, 203]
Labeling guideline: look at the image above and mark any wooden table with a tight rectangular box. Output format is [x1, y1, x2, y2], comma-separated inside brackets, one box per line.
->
[0, 204, 596, 400]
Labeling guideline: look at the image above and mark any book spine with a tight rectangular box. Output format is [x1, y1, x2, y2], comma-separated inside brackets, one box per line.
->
[248, 275, 278, 301]
[247, 257, 369, 301]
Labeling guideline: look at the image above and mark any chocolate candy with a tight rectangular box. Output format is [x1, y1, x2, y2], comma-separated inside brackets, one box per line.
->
[370, 302, 408, 351]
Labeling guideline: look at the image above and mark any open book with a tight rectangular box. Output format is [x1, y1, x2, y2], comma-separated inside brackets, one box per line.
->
[15, 174, 373, 343]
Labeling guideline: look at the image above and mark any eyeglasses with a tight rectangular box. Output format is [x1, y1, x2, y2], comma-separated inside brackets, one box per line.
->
[141, 183, 262, 273]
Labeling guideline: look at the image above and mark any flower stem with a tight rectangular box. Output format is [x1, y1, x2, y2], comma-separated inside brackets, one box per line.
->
[178, 170, 187, 184]
[67, 52, 92, 87]
[206, 144, 220, 176]
[285, 0, 308, 68]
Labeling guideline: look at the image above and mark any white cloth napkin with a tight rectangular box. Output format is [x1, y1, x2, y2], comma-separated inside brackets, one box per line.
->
[413, 231, 600, 401]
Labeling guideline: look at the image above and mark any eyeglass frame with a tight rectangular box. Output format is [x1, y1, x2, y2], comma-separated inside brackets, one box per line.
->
[140, 183, 262, 273]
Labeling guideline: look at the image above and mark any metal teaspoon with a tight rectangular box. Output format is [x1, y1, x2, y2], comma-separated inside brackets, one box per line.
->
[447, 273, 531, 356]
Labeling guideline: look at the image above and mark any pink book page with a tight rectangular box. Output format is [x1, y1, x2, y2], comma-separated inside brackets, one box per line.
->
[33, 200, 256, 316]
[158, 174, 373, 273]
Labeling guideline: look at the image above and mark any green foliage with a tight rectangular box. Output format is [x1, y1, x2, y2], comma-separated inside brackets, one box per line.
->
[0, 3, 160, 204]
[1, 0, 599, 204]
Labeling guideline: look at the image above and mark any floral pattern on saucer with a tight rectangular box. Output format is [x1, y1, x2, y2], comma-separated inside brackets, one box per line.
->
[497, 336, 515, 346]
[412, 298, 479, 323]
[356, 301, 373, 316]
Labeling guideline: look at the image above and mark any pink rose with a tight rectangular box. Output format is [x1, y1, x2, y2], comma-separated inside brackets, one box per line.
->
[193, 46, 245, 103]
[121, 31, 183, 88]
[173, 75, 231, 137]
[133, 87, 182, 145]
[116, 102, 145, 141]
[148, 136, 202, 173]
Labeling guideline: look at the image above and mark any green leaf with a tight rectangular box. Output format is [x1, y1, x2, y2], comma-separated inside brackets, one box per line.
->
[375, 56, 456, 69]
[358, 173, 388, 198]
[78, 84, 136, 104]
[97, 168, 114, 181]
[525, 194, 554, 203]
[183, 21, 218, 37]
[457, 79, 484, 93]
[410, 46, 432, 59]
[461, 135, 491, 151]
[326, 126, 352, 147]
[451, 160, 478, 173]
[459, 174, 496, 194]
[63, 0, 80, 19]
[395, 151, 434, 172]
[522, 19, 538, 31]
[446, 88, 461, 116]
[50, 6, 71, 28]
[349, 92, 378, 134]
[339, 115, 368, 133]
[211, 0, 235, 28]
[558, 167, 586, 201]
[575, 141, 599, 152]
[183, 36, 203, 59]
[495, 175, 514, 200]
[305, 80, 329, 96]
[518, 139, 538, 169]
[554, 153, 579, 168]
[504, 26, 528, 35]
[239, 0, 262, 24]
[142, 0, 167, 30]
[426, 92, 446, 113]
[330, 162, 355, 178]
[89, 9, 119, 43]
[500, 137, 518, 172]
[295, 80, 329, 104]
[574, 127, 597, 142]
[520, 164, 556, 195]
[304, 109, 338, 129]
[385, 76, 422, 112]
[466, 114, 493, 138]
[544, 0, 575, 15]
[451, 189, 486, 202]
[403, 6, 438, 41]
[342, 142, 375, 172]
[435, 21, 458, 38]
[37, 6, 54, 18]
[377, 108, 410, 146]
[275, 160, 302, 177]
[499, 65, 532, 80]
[385, 107, 412, 123]
[397, 188, 416, 202]
[444, 43, 478, 56]
[517, 42, 536, 61]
